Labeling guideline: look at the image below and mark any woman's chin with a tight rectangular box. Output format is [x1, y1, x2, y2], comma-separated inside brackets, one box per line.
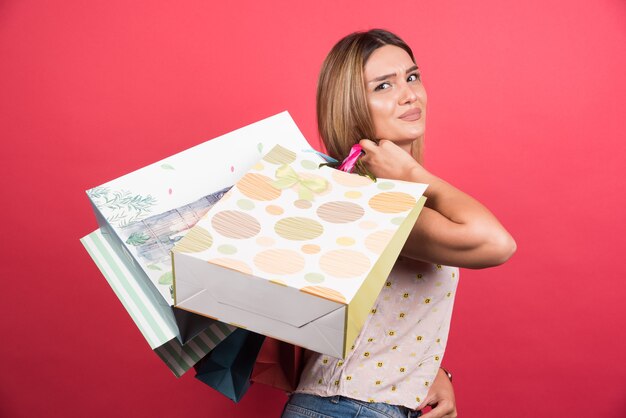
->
[386, 127, 425, 143]
[380, 138, 417, 154]
[385, 134, 423, 146]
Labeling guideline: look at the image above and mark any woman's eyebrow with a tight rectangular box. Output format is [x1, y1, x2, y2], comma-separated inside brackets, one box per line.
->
[367, 65, 419, 84]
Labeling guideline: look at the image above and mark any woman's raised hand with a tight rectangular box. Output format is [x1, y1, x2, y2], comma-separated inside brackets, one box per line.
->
[359, 139, 425, 182]
[359, 139, 516, 268]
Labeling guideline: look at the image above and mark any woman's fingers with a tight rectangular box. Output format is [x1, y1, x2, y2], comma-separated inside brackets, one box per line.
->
[358, 138, 377, 153]
[417, 394, 433, 411]
[418, 396, 458, 418]
[417, 368, 457, 418]
[419, 400, 457, 418]
[357, 138, 420, 181]
[358, 139, 375, 165]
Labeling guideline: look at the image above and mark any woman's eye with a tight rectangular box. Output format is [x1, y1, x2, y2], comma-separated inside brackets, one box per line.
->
[374, 82, 391, 91]
[408, 73, 421, 82]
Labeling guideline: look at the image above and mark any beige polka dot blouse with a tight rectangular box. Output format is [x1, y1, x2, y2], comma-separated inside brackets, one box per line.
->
[295, 256, 459, 410]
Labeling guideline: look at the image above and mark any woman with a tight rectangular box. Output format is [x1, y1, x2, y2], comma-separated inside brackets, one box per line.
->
[282, 29, 516, 418]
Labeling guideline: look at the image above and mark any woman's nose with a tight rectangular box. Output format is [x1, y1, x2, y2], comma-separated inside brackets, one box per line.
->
[399, 83, 418, 104]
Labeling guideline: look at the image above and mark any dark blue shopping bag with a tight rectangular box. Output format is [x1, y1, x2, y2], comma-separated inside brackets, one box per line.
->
[194, 328, 265, 402]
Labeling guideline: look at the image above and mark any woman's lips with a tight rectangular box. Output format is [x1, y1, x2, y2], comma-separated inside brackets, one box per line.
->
[399, 108, 422, 121]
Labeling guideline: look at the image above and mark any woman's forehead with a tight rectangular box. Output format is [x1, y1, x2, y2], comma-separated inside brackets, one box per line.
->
[364, 45, 415, 79]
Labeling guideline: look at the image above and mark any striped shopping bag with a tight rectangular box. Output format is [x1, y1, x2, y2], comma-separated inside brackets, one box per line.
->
[81, 229, 235, 376]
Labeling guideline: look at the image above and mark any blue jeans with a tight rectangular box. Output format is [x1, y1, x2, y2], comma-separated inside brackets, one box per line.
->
[281, 393, 422, 418]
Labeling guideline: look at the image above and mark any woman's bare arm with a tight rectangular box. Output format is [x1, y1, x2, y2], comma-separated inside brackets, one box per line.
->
[360, 139, 516, 268]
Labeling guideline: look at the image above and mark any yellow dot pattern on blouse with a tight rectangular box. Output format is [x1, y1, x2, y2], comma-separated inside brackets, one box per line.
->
[175, 144, 426, 307]
[295, 259, 459, 412]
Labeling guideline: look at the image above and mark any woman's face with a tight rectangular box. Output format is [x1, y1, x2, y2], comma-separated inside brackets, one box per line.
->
[363, 45, 427, 151]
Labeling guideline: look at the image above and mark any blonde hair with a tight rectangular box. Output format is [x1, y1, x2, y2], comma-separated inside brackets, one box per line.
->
[317, 29, 423, 164]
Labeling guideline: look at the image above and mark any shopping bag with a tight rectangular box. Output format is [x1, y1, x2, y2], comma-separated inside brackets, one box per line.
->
[172, 144, 428, 358]
[81, 229, 235, 376]
[251, 338, 305, 392]
[194, 328, 266, 402]
[82, 111, 311, 375]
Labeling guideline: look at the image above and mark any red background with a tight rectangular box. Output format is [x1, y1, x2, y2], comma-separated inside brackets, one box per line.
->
[2, 1, 625, 417]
